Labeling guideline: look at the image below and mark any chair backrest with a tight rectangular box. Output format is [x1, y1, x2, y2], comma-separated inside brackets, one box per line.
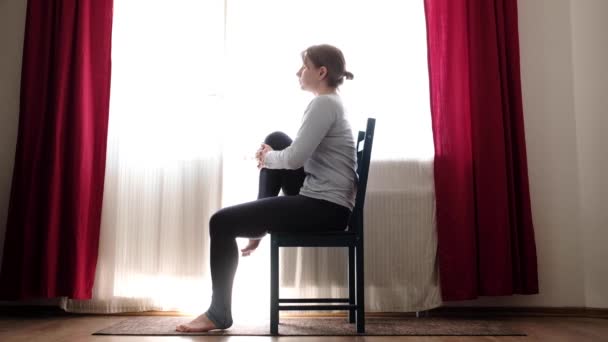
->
[348, 118, 375, 235]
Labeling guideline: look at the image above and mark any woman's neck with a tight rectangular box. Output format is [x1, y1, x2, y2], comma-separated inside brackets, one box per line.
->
[314, 85, 337, 96]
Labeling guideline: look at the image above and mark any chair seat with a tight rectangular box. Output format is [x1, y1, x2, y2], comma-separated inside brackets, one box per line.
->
[273, 230, 358, 247]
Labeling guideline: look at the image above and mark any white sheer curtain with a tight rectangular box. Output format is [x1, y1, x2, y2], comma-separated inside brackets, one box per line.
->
[64, 0, 439, 316]
[63, 0, 225, 314]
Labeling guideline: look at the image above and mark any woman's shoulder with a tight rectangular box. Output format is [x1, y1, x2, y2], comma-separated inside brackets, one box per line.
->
[309, 94, 344, 112]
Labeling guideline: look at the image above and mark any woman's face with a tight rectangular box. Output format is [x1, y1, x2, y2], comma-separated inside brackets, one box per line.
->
[296, 57, 326, 92]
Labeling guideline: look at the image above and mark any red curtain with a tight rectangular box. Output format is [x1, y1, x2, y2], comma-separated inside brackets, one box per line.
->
[0, 0, 113, 300]
[424, 0, 539, 300]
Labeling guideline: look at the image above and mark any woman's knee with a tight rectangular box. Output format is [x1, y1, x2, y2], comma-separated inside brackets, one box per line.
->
[209, 209, 230, 238]
[264, 131, 292, 151]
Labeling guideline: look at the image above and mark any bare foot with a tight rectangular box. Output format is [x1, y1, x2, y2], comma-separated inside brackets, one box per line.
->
[241, 238, 261, 256]
[176, 313, 218, 332]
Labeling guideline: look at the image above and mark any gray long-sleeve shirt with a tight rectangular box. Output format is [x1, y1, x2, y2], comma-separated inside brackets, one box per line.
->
[264, 94, 358, 210]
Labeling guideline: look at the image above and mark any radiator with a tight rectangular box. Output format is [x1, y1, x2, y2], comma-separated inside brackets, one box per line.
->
[279, 159, 442, 312]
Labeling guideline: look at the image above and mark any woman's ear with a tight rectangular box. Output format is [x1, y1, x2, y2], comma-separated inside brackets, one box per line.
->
[318, 66, 328, 80]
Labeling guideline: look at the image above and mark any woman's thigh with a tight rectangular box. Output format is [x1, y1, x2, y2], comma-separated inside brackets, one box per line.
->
[209, 195, 350, 239]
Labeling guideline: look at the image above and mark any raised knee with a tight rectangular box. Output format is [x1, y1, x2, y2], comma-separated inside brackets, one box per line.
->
[209, 211, 226, 238]
[264, 131, 292, 151]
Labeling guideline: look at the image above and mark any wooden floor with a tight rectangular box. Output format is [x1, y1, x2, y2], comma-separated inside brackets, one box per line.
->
[0, 314, 607, 342]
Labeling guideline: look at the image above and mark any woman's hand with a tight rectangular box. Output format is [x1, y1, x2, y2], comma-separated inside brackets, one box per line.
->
[241, 238, 262, 257]
[255, 143, 273, 169]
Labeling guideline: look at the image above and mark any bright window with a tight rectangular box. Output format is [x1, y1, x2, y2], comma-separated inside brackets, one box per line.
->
[107, 0, 432, 314]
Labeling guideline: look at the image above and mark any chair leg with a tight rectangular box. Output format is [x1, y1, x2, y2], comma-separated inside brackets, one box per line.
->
[270, 235, 279, 335]
[348, 246, 355, 323]
[356, 243, 365, 333]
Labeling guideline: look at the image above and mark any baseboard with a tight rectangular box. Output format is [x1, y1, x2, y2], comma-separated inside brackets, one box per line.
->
[1, 305, 606, 319]
[426, 306, 608, 319]
[0, 305, 66, 316]
[283, 307, 608, 319]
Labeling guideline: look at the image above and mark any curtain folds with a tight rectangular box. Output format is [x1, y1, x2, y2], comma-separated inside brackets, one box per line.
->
[0, 0, 114, 300]
[424, 0, 539, 300]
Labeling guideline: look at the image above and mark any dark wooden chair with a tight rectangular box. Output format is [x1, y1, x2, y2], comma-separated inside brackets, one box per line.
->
[270, 118, 376, 334]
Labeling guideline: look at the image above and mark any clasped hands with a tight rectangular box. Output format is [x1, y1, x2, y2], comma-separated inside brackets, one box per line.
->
[255, 143, 273, 170]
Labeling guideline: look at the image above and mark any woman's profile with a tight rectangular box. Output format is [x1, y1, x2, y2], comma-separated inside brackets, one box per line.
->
[176, 44, 357, 332]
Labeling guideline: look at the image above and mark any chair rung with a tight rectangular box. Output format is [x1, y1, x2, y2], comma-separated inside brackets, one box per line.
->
[279, 304, 357, 311]
[279, 298, 350, 303]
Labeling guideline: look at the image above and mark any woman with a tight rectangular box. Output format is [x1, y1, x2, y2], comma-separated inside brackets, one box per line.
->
[176, 44, 357, 332]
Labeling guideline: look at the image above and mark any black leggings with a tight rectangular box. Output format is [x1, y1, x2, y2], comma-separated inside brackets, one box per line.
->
[204, 132, 351, 329]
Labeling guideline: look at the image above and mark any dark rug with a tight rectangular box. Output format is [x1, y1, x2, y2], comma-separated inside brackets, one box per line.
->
[93, 316, 525, 336]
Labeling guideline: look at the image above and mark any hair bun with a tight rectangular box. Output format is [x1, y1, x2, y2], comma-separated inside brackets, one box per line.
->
[343, 71, 354, 80]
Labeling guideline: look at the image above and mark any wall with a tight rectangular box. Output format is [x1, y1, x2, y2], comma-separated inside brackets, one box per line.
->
[513, 0, 585, 306]
[571, 0, 608, 309]
[0, 0, 27, 269]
